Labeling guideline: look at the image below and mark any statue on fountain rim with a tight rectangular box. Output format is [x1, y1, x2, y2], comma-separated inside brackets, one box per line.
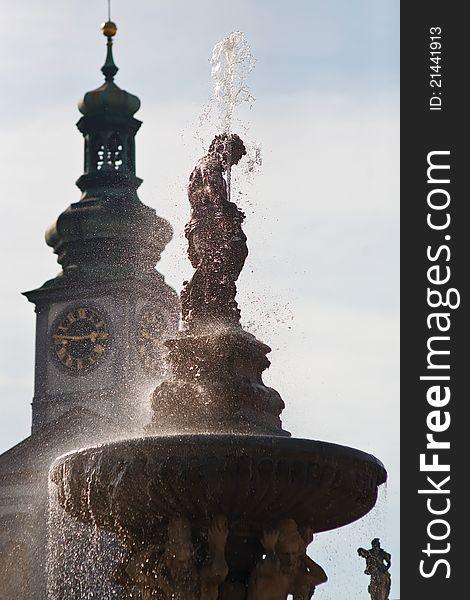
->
[357, 538, 391, 600]
[247, 519, 327, 600]
[181, 133, 248, 332]
[121, 515, 229, 600]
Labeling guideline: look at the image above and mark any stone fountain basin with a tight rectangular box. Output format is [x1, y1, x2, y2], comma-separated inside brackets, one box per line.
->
[49, 434, 386, 540]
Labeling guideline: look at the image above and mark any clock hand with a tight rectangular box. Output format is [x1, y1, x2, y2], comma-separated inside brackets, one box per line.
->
[53, 332, 108, 342]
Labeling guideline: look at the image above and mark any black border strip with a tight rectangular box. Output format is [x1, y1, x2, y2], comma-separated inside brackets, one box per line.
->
[401, 3, 465, 597]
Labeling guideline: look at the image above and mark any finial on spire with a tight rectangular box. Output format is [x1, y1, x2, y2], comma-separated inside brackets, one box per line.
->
[101, 20, 117, 38]
[100, 20, 118, 82]
[78, 15, 140, 119]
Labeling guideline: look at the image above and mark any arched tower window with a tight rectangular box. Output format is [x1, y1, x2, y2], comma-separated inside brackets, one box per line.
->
[108, 133, 123, 170]
[95, 133, 123, 171]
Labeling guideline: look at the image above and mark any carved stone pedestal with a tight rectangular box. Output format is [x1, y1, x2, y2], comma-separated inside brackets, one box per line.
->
[150, 329, 288, 436]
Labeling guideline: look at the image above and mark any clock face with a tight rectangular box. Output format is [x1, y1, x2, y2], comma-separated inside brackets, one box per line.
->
[52, 307, 110, 371]
[137, 306, 167, 374]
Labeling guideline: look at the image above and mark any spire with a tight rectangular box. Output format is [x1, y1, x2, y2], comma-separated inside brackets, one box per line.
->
[75, 20, 141, 189]
[101, 21, 119, 82]
[36, 18, 173, 285]
[78, 21, 140, 119]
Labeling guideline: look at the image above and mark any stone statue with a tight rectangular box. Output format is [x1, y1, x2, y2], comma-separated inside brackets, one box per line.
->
[292, 525, 329, 599]
[149, 131, 287, 437]
[247, 519, 327, 600]
[200, 515, 230, 599]
[357, 538, 391, 600]
[181, 133, 248, 331]
[122, 515, 228, 599]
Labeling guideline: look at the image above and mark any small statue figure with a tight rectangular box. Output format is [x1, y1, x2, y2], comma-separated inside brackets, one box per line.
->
[200, 515, 230, 599]
[248, 519, 327, 600]
[181, 133, 248, 331]
[123, 515, 228, 600]
[357, 538, 391, 600]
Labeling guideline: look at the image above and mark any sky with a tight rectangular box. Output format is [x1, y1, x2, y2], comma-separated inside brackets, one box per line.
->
[0, 1, 399, 597]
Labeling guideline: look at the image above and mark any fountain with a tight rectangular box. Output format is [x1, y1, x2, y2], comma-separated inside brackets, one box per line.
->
[48, 31, 387, 600]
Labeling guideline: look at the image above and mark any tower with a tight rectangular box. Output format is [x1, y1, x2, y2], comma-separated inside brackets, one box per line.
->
[23, 21, 178, 434]
[0, 21, 178, 599]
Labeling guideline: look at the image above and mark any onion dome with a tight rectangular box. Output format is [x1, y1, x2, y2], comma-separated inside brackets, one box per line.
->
[78, 22, 141, 118]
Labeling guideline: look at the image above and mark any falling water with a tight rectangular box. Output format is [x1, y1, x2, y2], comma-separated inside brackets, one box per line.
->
[47, 479, 125, 599]
[209, 31, 257, 200]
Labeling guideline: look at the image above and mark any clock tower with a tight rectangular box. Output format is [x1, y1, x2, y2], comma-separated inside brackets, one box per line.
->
[0, 20, 179, 599]
[23, 21, 179, 435]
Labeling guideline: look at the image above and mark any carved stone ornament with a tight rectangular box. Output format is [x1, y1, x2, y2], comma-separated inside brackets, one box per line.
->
[247, 519, 327, 600]
[114, 515, 228, 600]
